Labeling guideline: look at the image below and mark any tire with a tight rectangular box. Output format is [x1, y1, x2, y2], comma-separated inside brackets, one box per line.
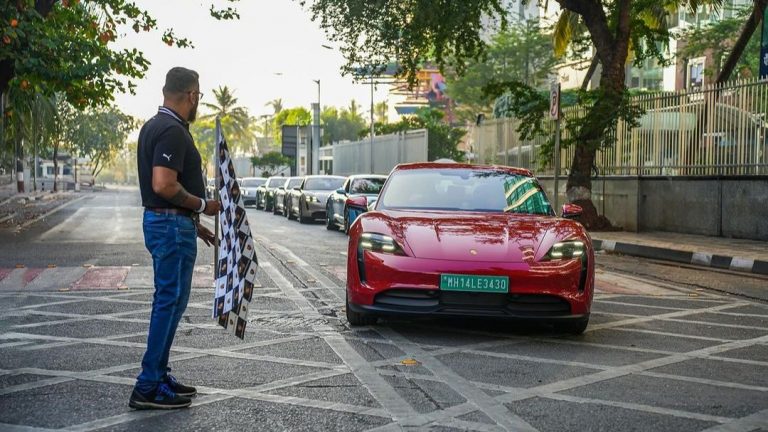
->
[556, 315, 589, 335]
[272, 199, 280, 215]
[346, 295, 377, 326]
[343, 208, 350, 235]
[298, 202, 310, 224]
[255, 192, 263, 209]
[286, 198, 296, 220]
[325, 204, 335, 230]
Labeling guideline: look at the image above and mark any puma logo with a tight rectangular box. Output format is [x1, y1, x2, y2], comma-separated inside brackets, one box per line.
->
[162, 153, 172, 161]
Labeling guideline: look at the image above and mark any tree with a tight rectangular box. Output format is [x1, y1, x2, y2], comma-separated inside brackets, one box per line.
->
[266, 98, 284, 115]
[306, 0, 729, 228]
[374, 101, 389, 124]
[250, 151, 292, 176]
[321, 104, 367, 144]
[66, 107, 136, 181]
[715, 0, 767, 84]
[0, 1, 239, 106]
[366, 107, 465, 161]
[272, 107, 312, 144]
[678, 4, 765, 80]
[198, 85, 255, 154]
[445, 18, 560, 123]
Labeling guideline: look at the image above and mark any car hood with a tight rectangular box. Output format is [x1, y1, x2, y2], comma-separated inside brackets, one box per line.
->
[363, 211, 576, 263]
[304, 190, 333, 202]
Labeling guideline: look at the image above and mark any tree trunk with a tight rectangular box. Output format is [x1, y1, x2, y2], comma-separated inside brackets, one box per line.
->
[52, 142, 58, 192]
[716, 0, 768, 84]
[580, 54, 600, 91]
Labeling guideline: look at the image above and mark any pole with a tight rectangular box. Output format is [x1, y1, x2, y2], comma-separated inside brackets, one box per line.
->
[214, 117, 221, 282]
[370, 73, 374, 174]
[553, 117, 561, 213]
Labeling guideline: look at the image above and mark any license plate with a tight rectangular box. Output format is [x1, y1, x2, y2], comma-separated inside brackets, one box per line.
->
[440, 274, 509, 293]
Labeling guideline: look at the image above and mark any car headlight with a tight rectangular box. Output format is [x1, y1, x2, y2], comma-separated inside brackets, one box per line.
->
[544, 240, 585, 260]
[359, 232, 405, 255]
[305, 195, 318, 203]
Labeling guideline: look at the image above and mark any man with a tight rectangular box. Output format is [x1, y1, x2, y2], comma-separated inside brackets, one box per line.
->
[131, 67, 220, 410]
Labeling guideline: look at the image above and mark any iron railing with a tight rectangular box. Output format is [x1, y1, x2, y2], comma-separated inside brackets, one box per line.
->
[471, 77, 768, 176]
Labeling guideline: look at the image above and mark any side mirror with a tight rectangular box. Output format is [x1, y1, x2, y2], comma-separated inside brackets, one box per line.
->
[346, 196, 368, 209]
[277, 186, 284, 190]
[293, 187, 302, 191]
[561, 203, 583, 219]
[336, 188, 347, 195]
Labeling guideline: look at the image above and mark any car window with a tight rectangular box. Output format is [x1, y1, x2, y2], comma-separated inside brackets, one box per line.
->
[304, 177, 345, 191]
[287, 178, 303, 189]
[241, 179, 266, 187]
[265, 178, 282, 187]
[350, 177, 386, 194]
[379, 168, 554, 215]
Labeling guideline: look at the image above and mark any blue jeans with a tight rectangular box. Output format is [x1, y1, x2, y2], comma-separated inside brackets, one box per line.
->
[136, 211, 197, 393]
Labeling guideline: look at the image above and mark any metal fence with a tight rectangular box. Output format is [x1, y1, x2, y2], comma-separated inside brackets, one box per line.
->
[332, 129, 429, 176]
[472, 77, 768, 176]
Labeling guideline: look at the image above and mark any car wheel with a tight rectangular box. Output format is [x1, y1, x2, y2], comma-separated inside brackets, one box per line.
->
[325, 204, 335, 230]
[255, 193, 262, 209]
[298, 202, 310, 224]
[346, 294, 377, 326]
[286, 199, 296, 220]
[272, 200, 280, 215]
[343, 208, 350, 235]
[556, 315, 589, 335]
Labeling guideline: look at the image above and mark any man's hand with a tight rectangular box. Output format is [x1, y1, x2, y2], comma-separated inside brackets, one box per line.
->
[202, 200, 220, 216]
[196, 222, 217, 247]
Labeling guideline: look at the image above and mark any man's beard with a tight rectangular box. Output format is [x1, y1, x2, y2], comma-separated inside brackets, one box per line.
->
[188, 101, 198, 123]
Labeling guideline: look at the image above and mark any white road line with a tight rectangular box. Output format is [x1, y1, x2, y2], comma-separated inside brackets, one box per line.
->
[700, 408, 768, 432]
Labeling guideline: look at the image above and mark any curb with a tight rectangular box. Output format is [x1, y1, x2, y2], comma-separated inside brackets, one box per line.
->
[15, 194, 87, 231]
[592, 239, 768, 277]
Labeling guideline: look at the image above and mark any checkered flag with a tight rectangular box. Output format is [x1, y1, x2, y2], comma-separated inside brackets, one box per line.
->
[213, 118, 257, 339]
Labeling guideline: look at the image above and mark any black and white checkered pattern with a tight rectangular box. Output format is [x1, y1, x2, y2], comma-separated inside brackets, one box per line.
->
[213, 119, 257, 339]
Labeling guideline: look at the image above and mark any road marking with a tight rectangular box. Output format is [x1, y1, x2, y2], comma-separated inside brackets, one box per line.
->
[700, 408, 768, 432]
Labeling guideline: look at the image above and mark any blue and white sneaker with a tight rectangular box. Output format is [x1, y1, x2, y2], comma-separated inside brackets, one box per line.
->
[129, 383, 191, 410]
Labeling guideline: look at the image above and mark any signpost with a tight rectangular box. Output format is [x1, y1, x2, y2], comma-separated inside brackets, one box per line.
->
[550, 80, 561, 213]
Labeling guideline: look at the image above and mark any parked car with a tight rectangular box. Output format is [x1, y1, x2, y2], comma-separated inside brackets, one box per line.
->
[325, 174, 387, 233]
[286, 175, 345, 223]
[240, 177, 267, 207]
[273, 176, 304, 216]
[345, 162, 594, 334]
[255, 176, 284, 211]
[205, 178, 216, 199]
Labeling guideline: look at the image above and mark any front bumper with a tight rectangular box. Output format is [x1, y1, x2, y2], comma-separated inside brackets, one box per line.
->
[303, 200, 327, 219]
[347, 251, 593, 319]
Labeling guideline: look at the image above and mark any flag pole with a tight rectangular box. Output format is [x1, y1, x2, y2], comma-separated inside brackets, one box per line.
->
[214, 117, 221, 279]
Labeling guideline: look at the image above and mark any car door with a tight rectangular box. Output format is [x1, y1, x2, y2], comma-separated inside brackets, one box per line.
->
[291, 178, 306, 215]
[331, 178, 349, 222]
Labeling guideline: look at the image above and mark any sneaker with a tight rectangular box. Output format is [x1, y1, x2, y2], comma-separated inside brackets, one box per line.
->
[129, 383, 192, 410]
[165, 374, 197, 397]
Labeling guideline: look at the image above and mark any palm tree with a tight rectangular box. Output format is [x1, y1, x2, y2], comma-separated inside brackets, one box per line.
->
[265, 98, 283, 116]
[374, 101, 389, 124]
[199, 85, 254, 154]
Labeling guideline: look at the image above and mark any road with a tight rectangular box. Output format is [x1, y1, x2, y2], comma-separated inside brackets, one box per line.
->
[1, 188, 767, 431]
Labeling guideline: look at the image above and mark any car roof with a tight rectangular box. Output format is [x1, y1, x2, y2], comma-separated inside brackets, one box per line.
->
[303, 175, 345, 179]
[242, 177, 266, 180]
[393, 162, 533, 177]
[348, 174, 387, 180]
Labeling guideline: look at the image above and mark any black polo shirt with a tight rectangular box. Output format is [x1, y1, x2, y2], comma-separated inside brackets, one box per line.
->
[137, 107, 205, 208]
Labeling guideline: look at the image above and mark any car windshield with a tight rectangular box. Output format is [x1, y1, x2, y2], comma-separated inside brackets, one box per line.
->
[379, 168, 554, 215]
[241, 179, 266, 187]
[350, 177, 386, 194]
[265, 178, 282, 187]
[287, 178, 303, 188]
[304, 177, 345, 191]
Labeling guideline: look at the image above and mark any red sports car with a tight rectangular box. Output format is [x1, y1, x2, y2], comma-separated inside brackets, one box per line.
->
[345, 163, 594, 334]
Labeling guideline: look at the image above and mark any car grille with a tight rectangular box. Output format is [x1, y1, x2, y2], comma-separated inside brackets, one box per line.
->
[373, 289, 571, 317]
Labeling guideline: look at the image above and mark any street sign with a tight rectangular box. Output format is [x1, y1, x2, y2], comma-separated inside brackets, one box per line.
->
[549, 81, 560, 120]
[281, 125, 298, 158]
[760, 6, 768, 79]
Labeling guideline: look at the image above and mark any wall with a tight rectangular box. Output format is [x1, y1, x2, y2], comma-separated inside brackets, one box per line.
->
[539, 176, 768, 241]
[333, 129, 428, 176]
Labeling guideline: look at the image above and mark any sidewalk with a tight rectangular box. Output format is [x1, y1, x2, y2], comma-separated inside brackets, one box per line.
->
[590, 230, 768, 276]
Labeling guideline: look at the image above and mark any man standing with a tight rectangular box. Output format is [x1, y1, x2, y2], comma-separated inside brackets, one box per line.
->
[131, 67, 220, 410]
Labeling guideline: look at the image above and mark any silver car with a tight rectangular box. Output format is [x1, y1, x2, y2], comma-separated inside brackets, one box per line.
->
[239, 177, 267, 207]
[286, 175, 346, 223]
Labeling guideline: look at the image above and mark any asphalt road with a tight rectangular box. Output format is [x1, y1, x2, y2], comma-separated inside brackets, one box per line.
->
[0, 188, 767, 431]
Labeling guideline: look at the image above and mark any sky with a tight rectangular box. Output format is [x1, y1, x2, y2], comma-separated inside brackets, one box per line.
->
[113, 0, 396, 124]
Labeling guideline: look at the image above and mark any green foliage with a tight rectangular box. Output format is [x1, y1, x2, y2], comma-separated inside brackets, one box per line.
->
[198, 85, 255, 154]
[250, 151, 292, 176]
[272, 107, 312, 144]
[303, 0, 509, 86]
[0, 0, 239, 107]
[367, 107, 466, 161]
[677, 6, 761, 78]
[445, 18, 559, 123]
[321, 103, 366, 144]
